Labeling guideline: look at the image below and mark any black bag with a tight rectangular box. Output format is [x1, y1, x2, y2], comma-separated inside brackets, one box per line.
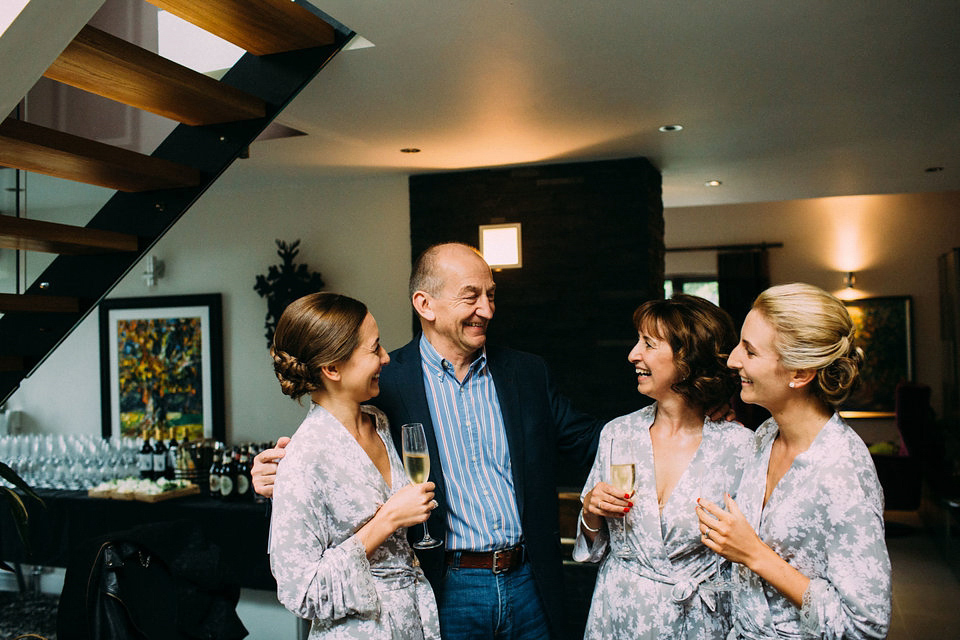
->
[58, 520, 248, 640]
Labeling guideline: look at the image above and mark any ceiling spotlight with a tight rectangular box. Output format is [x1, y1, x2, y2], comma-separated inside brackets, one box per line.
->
[705, 180, 722, 187]
[400, 148, 421, 153]
[658, 124, 683, 133]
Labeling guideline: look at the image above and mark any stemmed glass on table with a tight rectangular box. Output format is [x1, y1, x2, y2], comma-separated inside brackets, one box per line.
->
[401, 422, 443, 550]
[608, 438, 637, 557]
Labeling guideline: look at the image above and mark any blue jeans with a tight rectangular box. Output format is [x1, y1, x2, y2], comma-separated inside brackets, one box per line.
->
[437, 555, 551, 639]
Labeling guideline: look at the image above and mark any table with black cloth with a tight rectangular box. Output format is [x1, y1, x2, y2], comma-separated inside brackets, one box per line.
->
[0, 489, 274, 590]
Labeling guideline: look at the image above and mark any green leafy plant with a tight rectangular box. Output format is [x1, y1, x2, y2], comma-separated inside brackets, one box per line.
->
[0, 461, 43, 571]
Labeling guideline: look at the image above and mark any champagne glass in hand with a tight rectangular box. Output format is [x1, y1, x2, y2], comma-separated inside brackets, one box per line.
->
[401, 423, 443, 550]
[700, 470, 735, 592]
[609, 438, 636, 557]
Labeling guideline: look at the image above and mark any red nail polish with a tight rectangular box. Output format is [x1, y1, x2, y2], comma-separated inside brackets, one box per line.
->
[628, 502, 634, 507]
[624, 493, 630, 500]
[623, 507, 630, 513]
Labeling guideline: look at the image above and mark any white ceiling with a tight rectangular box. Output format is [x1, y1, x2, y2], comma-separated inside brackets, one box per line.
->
[247, 0, 960, 208]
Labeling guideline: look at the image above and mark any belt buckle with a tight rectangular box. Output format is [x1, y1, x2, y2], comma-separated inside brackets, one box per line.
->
[492, 549, 506, 574]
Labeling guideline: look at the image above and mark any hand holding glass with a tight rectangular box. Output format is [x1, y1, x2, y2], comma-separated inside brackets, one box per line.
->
[401, 423, 442, 550]
[609, 438, 636, 556]
[700, 474, 735, 592]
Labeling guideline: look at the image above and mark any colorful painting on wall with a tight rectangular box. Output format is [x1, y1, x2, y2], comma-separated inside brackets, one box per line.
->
[841, 296, 913, 418]
[100, 295, 224, 441]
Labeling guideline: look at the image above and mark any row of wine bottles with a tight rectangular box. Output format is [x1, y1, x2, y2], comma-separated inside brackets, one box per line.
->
[137, 428, 264, 502]
[137, 427, 187, 482]
[207, 441, 255, 501]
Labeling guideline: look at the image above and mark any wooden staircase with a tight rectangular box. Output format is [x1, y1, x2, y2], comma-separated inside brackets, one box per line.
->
[0, 0, 353, 404]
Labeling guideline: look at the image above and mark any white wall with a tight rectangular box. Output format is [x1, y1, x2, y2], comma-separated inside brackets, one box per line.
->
[6, 162, 413, 444]
[666, 191, 960, 418]
[9, 184, 960, 437]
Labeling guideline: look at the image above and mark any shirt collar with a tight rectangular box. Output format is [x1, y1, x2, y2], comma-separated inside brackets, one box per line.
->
[419, 334, 487, 379]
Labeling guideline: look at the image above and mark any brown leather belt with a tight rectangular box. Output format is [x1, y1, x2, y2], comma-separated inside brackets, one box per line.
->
[446, 546, 525, 574]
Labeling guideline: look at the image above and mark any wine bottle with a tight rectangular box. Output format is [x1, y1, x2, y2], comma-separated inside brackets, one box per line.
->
[208, 441, 223, 497]
[152, 428, 167, 481]
[219, 448, 236, 500]
[138, 430, 154, 480]
[236, 445, 252, 501]
[166, 428, 178, 480]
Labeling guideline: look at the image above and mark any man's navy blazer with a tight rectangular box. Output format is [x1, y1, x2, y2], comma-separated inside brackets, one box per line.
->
[371, 336, 603, 636]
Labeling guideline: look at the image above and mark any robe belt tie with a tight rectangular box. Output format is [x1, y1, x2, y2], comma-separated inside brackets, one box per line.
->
[369, 565, 419, 590]
[613, 557, 718, 612]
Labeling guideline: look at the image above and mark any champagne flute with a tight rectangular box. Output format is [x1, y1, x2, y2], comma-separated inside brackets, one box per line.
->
[700, 466, 735, 592]
[401, 423, 443, 550]
[608, 437, 636, 557]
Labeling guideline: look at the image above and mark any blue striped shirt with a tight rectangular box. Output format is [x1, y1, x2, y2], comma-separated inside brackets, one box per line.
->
[419, 335, 522, 552]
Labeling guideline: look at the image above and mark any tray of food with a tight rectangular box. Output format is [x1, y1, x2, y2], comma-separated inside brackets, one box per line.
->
[88, 478, 200, 502]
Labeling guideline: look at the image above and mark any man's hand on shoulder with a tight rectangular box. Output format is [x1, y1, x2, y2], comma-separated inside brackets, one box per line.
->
[252, 437, 291, 499]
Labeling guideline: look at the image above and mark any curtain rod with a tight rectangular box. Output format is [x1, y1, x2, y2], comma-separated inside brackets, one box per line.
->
[665, 242, 783, 253]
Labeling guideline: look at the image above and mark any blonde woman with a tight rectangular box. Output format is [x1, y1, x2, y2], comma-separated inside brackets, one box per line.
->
[697, 283, 891, 639]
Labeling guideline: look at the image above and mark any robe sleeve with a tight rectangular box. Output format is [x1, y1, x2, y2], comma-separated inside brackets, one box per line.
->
[573, 427, 611, 563]
[268, 442, 381, 624]
[798, 467, 892, 639]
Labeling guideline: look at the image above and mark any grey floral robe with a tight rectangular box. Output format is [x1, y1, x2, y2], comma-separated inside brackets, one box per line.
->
[269, 404, 440, 640]
[574, 403, 753, 639]
[728, 414, 891, 639]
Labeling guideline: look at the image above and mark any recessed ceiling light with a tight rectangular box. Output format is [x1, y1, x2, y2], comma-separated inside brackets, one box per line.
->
[705, 180, 722, 187]
[925, 166, 944, 173]
[400, 148, 421, 154]
[659, 124, 683, 133]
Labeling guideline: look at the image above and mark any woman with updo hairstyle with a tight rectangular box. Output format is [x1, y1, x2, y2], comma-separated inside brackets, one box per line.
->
[576, 294, 753, 639]
[697, 283, 892, 639]
[267, 292, 440, 639]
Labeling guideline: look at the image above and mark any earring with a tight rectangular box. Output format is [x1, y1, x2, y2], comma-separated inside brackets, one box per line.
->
[788, 382, 796, 388]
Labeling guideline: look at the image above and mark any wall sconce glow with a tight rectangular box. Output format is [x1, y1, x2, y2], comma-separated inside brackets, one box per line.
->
[836, 271, 862, 300]
[480, 223, 522, 269]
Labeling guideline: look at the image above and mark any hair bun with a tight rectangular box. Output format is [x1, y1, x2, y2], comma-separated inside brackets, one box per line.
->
[271, 347, 317, 399]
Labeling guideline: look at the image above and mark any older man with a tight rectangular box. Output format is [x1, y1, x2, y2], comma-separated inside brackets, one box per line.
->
[254, 243, 603, 639]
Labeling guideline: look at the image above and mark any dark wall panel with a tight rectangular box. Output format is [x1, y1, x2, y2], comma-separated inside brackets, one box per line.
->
[409, 157, 664, 424]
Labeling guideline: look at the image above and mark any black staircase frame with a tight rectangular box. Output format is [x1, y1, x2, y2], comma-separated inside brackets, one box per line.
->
[0, 11, 355, 404]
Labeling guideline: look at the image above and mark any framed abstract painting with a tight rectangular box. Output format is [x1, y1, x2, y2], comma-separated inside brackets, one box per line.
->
[99, 294, 224, 441]
[841, 296, 913, 418]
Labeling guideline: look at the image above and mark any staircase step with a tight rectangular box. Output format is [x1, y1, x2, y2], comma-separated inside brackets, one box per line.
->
[44, 26, 267, 126]
[146, 0, 336, 55]
[0, 118, 204, 192]
[0, 214, 139, 255]
[0, 356, 28, 373]
[0, 293, 81, 314]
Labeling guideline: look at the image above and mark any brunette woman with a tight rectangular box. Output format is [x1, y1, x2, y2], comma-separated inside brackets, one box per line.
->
[268, 293, 440, 639]
[576, 294, 752, 638]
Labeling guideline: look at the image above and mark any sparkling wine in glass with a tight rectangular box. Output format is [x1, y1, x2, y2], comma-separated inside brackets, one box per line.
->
[609, 438, 637, 557]
[700, 467, 735, 592]
[401, 423, 442, 550]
